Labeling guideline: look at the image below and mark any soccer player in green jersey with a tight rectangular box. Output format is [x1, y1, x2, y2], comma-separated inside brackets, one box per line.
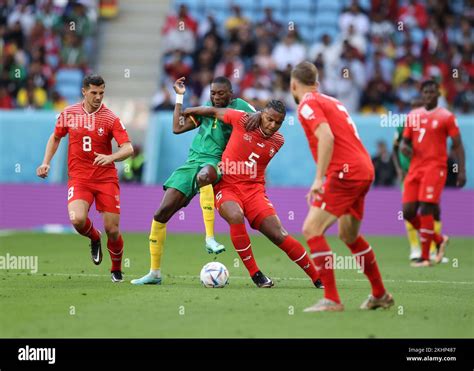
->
[131, 76, 256, 285]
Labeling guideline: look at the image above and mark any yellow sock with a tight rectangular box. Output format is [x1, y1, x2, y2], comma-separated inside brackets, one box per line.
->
[149, 219, 166, 270]
[405, 221, 419, 250]
[431, 220, 442, 253]
[200, 184, 215, 239]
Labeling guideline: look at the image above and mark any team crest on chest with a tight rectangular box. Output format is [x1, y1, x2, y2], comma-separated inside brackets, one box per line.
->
[243, 133, 252, 142]
[432, 120, 439, 129]
[269, 147, 275, 157]
[97, 126, 105, 136]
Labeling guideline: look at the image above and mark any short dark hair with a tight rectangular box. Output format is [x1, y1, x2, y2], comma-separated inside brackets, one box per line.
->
[211, 76, 232, 91]
[420, 79, 439, 91]
[83, 74, 105, 88]
[291, 61, 319, 86]
[265, 99, 286, 115]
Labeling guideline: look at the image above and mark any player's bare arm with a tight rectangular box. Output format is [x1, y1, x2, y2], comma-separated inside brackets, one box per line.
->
[392, 135, 404, 180]
[451, 135, 466, 187]
[307, 123, 334, 204]
[93, 142, 134, 166]
[172, 77, 200, 134]
[36, 133, 62, 178]
[400, 138, 413, 158]
[183, 106, 226, 121]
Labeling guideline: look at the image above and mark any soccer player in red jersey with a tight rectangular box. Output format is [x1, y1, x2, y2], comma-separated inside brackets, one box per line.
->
[290, 61, 393, 312]
[183, 100, 323, 288]
[36, 75, 134, 282]
[400, 80, 466, 267]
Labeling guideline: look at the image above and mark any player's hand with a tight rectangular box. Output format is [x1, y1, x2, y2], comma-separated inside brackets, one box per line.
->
[173, 77, 186, 95]
[93, 152, 114, 166]
[456, 171, 466, 188]
[245, 112, 261, 131]
[36, 164, 50, 178]
[306, 178, 324, 205]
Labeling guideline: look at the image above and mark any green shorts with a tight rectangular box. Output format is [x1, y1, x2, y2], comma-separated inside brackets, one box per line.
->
[163, 158, 221, 202]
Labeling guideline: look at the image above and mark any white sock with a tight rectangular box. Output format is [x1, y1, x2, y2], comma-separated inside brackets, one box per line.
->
[206, 236, 215, 243]
[150, 269, 161, 278]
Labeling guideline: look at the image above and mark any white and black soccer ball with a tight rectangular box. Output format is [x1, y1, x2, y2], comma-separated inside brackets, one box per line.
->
[200, 262, 229, 288]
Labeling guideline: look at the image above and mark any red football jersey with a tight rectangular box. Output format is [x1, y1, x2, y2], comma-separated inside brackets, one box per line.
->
[403, 106, 460, 171]
[220, 109, 284, 185]
[54, 102, 130, 182]
[297, 92, 374, 180]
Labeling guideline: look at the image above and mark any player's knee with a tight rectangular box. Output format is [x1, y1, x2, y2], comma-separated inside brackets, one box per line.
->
[269, 229, 287, 245]
[226, 211, 244, 225]
[339, 230, 357, 245]
[402, 206, 416, 221]
[302, 221, 321, 240]
[154, 205, 174, 224]
[104, 224, 119, 240]
[70, 215, 86, 230]
[196, 167, 217, 187]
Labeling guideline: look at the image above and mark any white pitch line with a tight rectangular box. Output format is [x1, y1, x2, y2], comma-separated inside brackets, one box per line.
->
[2, 272, 473, 285]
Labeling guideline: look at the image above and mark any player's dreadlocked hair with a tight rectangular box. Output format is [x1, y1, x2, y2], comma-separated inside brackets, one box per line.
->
[420, 79, 439, 91]
[265, 99, 286, 116]
[211, 76, 232, 91]
[83, 74, 105, 88]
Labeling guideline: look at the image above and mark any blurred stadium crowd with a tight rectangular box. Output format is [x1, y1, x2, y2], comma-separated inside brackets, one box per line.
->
[0, 0, 97, 110]
[154, 0, 473, 113]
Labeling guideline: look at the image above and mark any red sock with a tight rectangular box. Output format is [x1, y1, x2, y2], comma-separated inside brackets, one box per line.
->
[107, 234, 123, 272]
[346, 236, 386, 298]
[307, 235, 340, 303]
[230, 224, 259, 277]
[76, 218, 100, 241]
[419, 215, 434, 261]
[278, 236, 319, 283]
[408, 216, 420, 230]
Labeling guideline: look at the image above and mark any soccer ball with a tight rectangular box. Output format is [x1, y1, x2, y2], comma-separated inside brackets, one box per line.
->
[200, 262, 229, 288]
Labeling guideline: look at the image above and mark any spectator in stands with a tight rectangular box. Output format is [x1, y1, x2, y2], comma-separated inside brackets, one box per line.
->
[51, 90, 68, 111]
[308, 34, 341, 73]
[225, 5, 248, 36]
[339, 0, 370, 36]
[164, 50, 193, 81]
[122, 146, 145, 183]
[214, 43, 245, 89]
[372, 140, 397, 187]
[360, 69, 391, 114]
[234, 24, 257, 66]
[254, 42, 276, 73]
[398, 0, 428, 29]
[16, 76, 47, 109]
[0, 85, 14, 109]
[7, 2, 35, 37]
[60, 31, 87, 69]
[152, 83, 175, 111]
[260, 7, 282, 43]
[162, 4, 197, 54]
[271, 31, 306, 72]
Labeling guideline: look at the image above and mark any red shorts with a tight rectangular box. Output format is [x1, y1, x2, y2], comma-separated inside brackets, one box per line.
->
[402, 166, 447, 204]
[214, 182, 276, 230]
[67, 180, 121, 214]
[312, 177, 372, 220]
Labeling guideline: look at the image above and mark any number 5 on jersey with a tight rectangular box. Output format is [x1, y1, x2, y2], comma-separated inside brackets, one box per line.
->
[245, 152, 260, 168]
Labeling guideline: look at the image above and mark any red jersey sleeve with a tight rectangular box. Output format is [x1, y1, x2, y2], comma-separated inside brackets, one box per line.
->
[112, 118, 130, 145]
[299, 100, 328, 132]
[223, 109, 247, 127]
[53, 112, 68, 138]
[402, 123, 413, 140]
[446, 114, 460, 138]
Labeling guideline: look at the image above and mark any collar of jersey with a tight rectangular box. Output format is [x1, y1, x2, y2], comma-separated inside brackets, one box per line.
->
[81, 102, 104, 115]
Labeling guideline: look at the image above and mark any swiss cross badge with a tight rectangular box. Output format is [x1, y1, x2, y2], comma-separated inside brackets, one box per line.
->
[269, 148, 275, 157]
[98, 127, 104, 136]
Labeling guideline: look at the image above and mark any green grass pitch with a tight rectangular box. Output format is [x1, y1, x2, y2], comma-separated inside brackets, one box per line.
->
[0, 232, 473, 338]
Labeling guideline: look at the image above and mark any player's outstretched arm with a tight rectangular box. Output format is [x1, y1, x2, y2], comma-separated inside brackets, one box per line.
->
[451, 135, 466, 187]
[172, 77, 200, 134]
[36, 133, 61, 178]
[182, 106, 227, 122]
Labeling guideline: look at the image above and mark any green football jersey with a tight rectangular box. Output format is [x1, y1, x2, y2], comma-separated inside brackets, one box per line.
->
[187, 98, 256, 161]
[396, 125, 411, 172]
